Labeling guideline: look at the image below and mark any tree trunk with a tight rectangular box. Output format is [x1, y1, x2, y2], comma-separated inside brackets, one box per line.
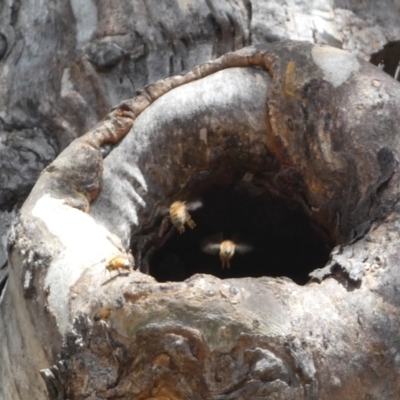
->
[2, 0, 400, 262]
[2, 2, 400, 400]
[3, 39, 400, 399]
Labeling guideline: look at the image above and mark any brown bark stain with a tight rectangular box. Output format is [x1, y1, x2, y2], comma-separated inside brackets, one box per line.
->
[139, 380, 184, 400]
[284, 60, 297, 99]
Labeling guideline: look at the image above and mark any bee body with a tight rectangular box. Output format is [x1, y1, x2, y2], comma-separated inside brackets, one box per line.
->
[203, 239, 252, 269]
[169, 200, 201, 233]
[219, 240, 236, 269]
[105, 254, 134, 276]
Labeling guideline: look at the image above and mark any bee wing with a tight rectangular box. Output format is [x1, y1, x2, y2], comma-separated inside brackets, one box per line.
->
[235, 243, 253, 254]
[159, 206, 170, 216]
[185, 200, 203, 211]
[202, 242, 221, 254]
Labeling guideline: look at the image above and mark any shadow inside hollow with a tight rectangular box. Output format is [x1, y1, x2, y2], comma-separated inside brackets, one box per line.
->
[149, 185, 333, 285]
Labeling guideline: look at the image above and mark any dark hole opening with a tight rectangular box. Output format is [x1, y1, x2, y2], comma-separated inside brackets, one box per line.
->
[149, 184, 333, 285]
[370, 41, 400, 81]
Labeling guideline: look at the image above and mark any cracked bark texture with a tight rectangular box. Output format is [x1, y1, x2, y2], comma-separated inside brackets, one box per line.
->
[3, 40, 400, 399]
[1, 0, 400, 266]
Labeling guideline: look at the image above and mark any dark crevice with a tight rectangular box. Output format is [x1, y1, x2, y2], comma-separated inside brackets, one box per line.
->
[225, 12, 238, 50]
[370, 41, 400, 81]
[331, 263, 362, 291]
[149, 184, 334, 285]
[245, 0, 252, 45]
[10, 0, 21, 26]
[0, 262, 9, 299]
[0, 33, 8, 61]
[169, 54, 174, 76]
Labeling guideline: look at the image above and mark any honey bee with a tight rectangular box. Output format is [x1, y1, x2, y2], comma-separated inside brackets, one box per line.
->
[169, 200, 202, 233]
[105, 253, 134, 277]
[202, 239, 252, 269]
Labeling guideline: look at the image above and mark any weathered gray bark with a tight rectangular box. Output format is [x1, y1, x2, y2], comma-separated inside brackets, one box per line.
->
[3, 1, 400, 399]
[2, 40, 400, 399]
[2, 0, 400, 265]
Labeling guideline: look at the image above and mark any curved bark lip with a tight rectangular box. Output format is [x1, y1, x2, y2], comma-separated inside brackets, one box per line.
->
[10, 40, 400, 397]
[14, 40, 398, 333]
[28, 66, 290, 337]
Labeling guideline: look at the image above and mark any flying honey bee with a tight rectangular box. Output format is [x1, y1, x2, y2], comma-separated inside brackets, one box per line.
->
[168, 200, 203, 233]
[202, 239, 252, 269]
[105, 253, 134, 277]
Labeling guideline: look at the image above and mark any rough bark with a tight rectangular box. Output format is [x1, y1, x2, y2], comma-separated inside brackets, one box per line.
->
[2, 0, 400, 268]
[2, 40, 400, 399]
[3, 1, 400, 399]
